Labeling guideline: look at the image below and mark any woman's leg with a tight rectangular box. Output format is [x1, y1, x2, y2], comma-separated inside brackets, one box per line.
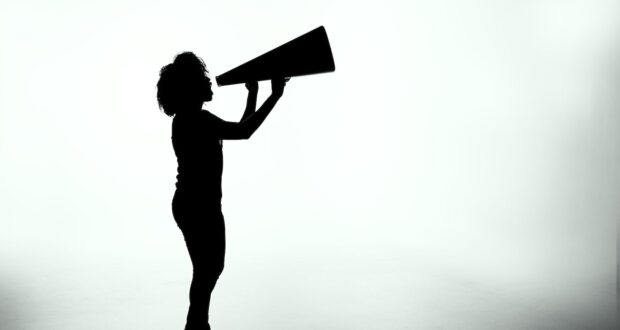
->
[183, 214, 225, 330]
[173, 193, 225, 330]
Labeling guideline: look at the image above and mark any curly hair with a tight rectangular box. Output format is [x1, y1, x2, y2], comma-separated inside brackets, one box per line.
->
[157, 52, 211, 117]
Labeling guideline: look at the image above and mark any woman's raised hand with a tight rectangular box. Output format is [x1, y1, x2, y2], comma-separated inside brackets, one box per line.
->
[245, 81, 258, 93]
[271, 77, 288, 98]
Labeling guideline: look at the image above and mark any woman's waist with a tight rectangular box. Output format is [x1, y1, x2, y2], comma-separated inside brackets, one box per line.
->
[174, 185, 221, 199]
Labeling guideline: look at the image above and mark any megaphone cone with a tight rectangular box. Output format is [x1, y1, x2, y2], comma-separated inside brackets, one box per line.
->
[216, 26, 335, 86]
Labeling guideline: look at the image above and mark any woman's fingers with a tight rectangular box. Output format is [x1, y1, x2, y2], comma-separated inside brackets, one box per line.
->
[245, 81, 258, 92]
[271, 78, 286, 96]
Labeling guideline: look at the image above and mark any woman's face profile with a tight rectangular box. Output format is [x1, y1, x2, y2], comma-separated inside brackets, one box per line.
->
[191, 70, 213, 103]
[202, 76, 213, 102]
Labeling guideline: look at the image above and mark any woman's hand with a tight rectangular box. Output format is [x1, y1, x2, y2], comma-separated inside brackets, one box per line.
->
[245, 81, 258, 94]
[271, 77, 288, 98]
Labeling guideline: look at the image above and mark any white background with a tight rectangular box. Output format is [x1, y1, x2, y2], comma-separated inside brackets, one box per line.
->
[1, 0, 618, 329]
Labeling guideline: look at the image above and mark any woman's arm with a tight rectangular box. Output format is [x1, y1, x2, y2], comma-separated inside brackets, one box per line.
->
[241, 81, 258, 121]
[215, 78, 287, 140]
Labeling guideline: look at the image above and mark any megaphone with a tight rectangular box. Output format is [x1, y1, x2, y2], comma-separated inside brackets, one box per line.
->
[216, 26, 335, 86]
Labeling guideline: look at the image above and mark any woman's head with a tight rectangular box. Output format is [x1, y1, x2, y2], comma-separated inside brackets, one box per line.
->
[157, 52, 213, 117]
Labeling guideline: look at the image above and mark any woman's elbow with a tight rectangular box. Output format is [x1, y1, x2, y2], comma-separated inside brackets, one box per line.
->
[220, 124, 252, 140]
[227, 129, 251, 140]
[241, 131, 253, 140]
[237, 125, 255, 140]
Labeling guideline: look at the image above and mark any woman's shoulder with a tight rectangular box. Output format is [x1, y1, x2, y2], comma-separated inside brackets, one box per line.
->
[200, 109, 223, 121]
[173, 110, 222, 134]
[198, 110, 227, 130]
[173, 110, 203, 124]
[175, 109, 218, 119]
[172, 112, 199, 135]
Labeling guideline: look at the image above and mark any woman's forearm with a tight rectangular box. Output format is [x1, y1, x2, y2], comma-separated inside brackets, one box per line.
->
[241, 90, 257, 121]
[239, 93, 281, 139]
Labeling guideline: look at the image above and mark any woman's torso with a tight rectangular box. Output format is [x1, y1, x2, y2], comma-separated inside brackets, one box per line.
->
[172, 110, 223, 201]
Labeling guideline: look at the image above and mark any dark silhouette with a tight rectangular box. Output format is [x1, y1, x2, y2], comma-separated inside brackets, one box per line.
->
[157, 52, 286, 330]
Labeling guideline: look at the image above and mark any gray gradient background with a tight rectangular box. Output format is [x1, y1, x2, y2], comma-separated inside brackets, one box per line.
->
[1, 0, 618, 329]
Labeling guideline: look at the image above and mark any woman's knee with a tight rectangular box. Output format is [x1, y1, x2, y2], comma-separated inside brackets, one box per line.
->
[194, 261, 224, 281]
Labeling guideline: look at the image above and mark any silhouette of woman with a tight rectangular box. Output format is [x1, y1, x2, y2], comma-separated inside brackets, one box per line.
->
[157, 52, 286, 330]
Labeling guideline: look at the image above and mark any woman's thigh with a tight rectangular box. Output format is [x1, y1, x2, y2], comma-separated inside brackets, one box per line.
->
[173, 193, 226, 274]
[183, 215, 226, 272]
